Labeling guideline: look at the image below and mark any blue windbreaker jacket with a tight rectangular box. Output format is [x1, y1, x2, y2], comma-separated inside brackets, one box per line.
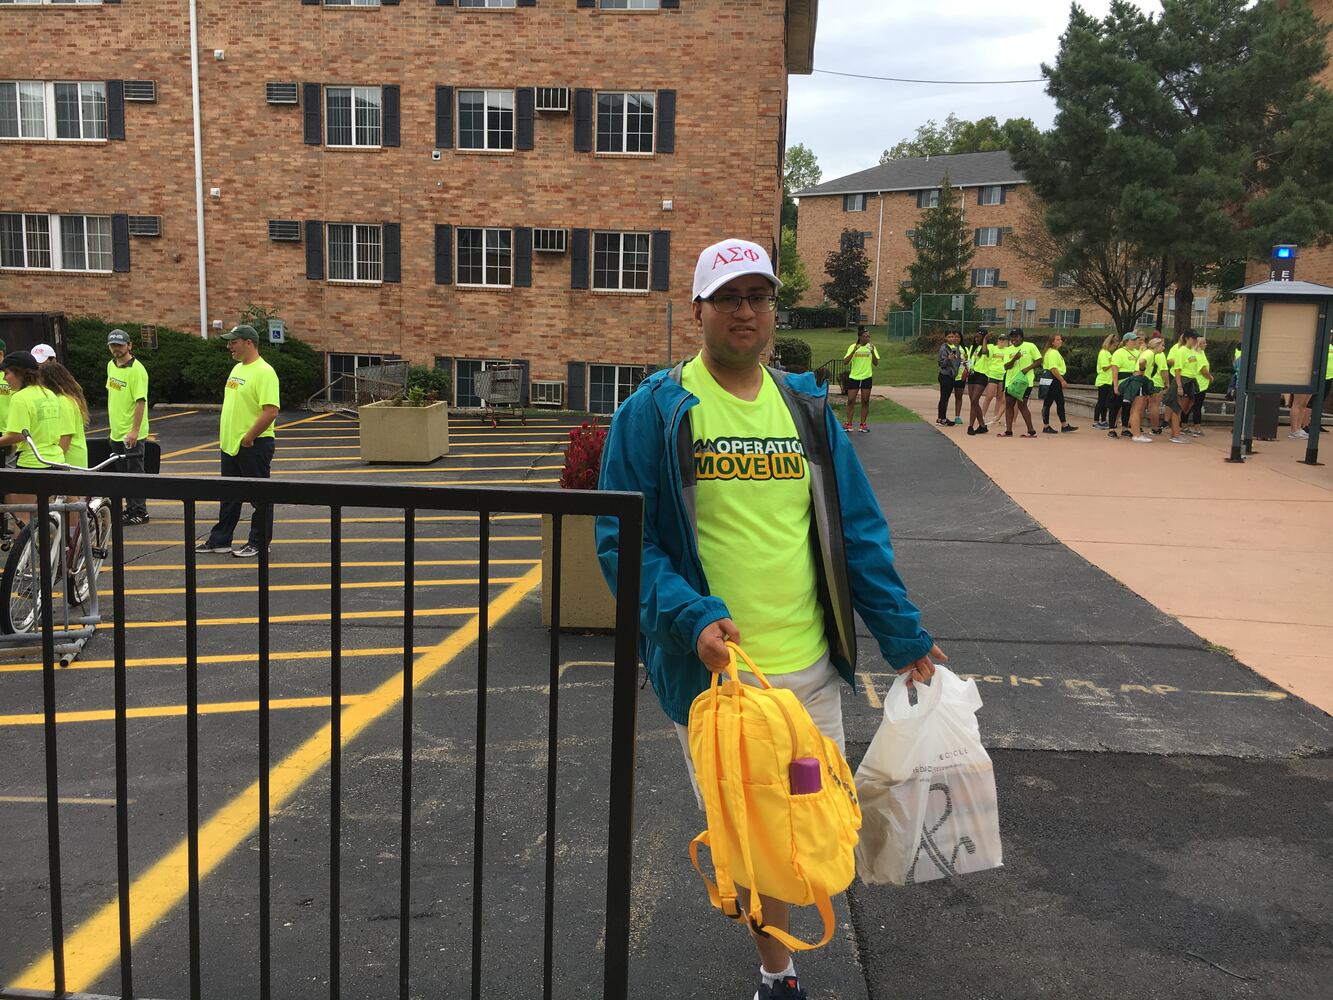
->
[595, 362, 934, 726]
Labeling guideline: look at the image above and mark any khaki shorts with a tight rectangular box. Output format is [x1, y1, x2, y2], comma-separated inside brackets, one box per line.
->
[674, 650, 846, 811]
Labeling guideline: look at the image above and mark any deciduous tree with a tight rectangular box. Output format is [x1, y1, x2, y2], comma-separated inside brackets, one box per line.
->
[822, 230, 872, 326]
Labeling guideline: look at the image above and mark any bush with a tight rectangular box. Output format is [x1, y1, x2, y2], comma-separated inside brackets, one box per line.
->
[908, 331, 945, 355]
[66, 314, 323, 409]
[406, 365, 451, 401]
[788, 305, 847, 329]
[773, 336, 812, 372]
[560, 420, 607, 490]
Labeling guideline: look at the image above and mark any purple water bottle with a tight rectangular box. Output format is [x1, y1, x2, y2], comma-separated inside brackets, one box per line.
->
[789, 757, 822, 794]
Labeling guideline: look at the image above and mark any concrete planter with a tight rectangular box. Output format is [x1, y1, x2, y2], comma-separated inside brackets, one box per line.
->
[358, 400, 450, 464]
[541, 513, 617, 631]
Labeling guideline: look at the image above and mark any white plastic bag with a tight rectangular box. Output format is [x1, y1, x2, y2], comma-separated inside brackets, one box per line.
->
[854, 666, 1002, 885]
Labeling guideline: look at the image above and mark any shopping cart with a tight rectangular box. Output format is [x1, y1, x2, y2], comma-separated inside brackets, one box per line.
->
[473, 364, 526, 428]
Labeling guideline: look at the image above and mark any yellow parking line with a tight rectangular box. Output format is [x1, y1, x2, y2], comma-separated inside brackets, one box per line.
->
[158, 464, 562, 476]
[161, 451, 558, 464]
[110, 558, 538, 573]
[159, 412, 333, 459]
[87, 409, 199, 436]
[0, 694, 368, 727]
[10, 565, 542, 993]
[113, 576, 525, 598]
[387, 478, 559, 487]
[0, 644, 435, 674]
[132, 512, 539, 525]
[122, 606, 480, 630]
[118, 534, 540, 548]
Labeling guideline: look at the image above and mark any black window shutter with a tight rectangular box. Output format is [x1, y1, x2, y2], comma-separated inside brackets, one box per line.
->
[303, 84, 321, 144]
[973, 229, 982, 247]
[437, 0, 454, 5]
[302, 0, 319, 5]
[1048, 308, 1056, 322]
[1073, 309, 1081, 325]
[106, 80, 125, 141]
[570, 228, 589, 289]
[434, 357, 454, 401]
[102, 0, 120, 4]
[514, 227, 532, 287]
[516, 88, 534, 151]
[566, 362, 586, 410]
[662, 0, 680, 7]
[518, 0, 536, 6]
[111, 213, 130, 272]
[650, 230, 670, 291]
[306, 220, 324, 280]
[382, 85, 400, 146]
[969, 269, 979, 288]
[515, 359, 530, 405]
[382, 0, 399, 5]
[576, 0, 594, 7]
[573, 89, 593, 152]
[1000, 186, 1008, 205]
[977, 188, 985, 206]
[997, 227, 1009, 246]
[435, 87, 453, 149]
[383, 223, 400, 282]
[655, 89, 675, 154]
[434, 224, 452, 284]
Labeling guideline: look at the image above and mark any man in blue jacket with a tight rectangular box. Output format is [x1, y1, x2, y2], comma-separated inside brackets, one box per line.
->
[596, 237, 944, 1000]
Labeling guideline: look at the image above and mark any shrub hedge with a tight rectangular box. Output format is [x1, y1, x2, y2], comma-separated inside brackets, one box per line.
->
[67, 316, 324, 409]
[787, 305, 848, 329]
[773, 336, 813, 372]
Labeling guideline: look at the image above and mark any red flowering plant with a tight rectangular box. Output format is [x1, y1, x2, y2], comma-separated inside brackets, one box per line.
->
[560, 420, 607, 490]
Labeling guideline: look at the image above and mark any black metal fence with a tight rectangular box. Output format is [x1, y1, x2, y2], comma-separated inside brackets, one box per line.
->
[0, 469, 644, 1000]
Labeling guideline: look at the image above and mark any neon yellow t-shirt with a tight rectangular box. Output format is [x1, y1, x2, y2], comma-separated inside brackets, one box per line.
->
[986, 344, 1004, 378]
[1007, 341, 1040, 386]
[1095, 348, 1114, 387]
[0, 374, 10, 432]
[844, 342, 880, 381]
[1109, 347, 1139, 382]
[681, 355, 825, 675]
[106, 358, 149, 443]
[5, 384, 65, 469]
[1143, 349, 1166, 389]
[1180, 348, 1201, 380]
[949, 344, 966, 382]
[219, 357, 280, 456]
[56, 394, 88, 468]
[1195, 353, 1212, 390]
[1042, 348, 1066, 377]
[1325, 344, 1332, 379]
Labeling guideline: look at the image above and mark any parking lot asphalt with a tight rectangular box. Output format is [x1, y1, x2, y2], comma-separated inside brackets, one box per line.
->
[1, 408, 1329, 999]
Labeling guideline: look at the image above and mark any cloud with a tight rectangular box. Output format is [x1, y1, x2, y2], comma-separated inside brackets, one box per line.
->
[789, 0, 1160, 184]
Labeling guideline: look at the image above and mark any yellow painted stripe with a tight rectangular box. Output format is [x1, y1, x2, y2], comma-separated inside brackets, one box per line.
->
[113, 576, 524, 598]
[0, 694, 367, 727]
[161, 452, 558, 465]
[110, 558, 537, 573]
[131, 513, 538, 525]
[87, 409, 200, 436]
[122, 606, 480, 630]
[159, 411, 332, 459]
[0, 644, 434, 674]
[160, 464, 563, 475]
[11, 565, 542, 993]
[118, 534, 540, 548]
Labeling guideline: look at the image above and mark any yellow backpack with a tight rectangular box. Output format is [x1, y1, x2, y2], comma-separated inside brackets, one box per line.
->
[687, 642, 861, 951]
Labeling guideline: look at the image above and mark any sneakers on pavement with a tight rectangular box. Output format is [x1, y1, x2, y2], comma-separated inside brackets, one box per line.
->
[1042, 426, 1058, 434]
[194, 541, 232, 553]
[859, 423, 870, 433]
[756, 976, 807, 1000]
[1289, 430, 1310, 440]
[953, 416, 963, 425]
[1107, 430, 1118, 438]
[1170, 436, 1188, 444]
[1120, 429, 1134, 438]
[232, 544, 266, 558]
[1132, 435, 1153, 443]
[122, 512, 150, 526]
[1061, 424, 1079, 432]
[842, 423, 853, 433]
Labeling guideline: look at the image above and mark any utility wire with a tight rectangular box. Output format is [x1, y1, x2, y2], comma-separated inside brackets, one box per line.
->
[813, 68, 1046, 85]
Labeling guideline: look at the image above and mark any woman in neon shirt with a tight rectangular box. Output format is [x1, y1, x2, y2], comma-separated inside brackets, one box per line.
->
[1039, 333, 1078, 433]
[964, 329, 992, 435]
[1093, 332, 1118, 429]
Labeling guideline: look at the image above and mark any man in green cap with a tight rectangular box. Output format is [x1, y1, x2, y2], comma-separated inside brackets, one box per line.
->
[195, 325, 280, 558]
[106, 328, 151, 523]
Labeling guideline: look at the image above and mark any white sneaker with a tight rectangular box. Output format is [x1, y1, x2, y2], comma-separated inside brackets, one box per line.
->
[1132, 435, 1153, 443]
[1170, 436, 1188, 443]
[1290, 431, 1310, 440]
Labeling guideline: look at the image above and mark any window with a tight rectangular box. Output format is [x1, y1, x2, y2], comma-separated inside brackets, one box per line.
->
[592, 232, 649, 292]
[325, 86, 381, 147]
[324, 0, 379, 5]
[0, 81, 105, 140]
[916, 189, 940, 209]
[596, 91, 654, 154]
[979, 185, 1003, 206]
[1222, 311, 1242, 329]
[1056, 271, 1076, 288]
[326, 223, 382, 282]
[457, 89, 513, 151]
[0, 1, 102, 5]
[1052, 308, 1080, 327]
[327, 353, 398, 403]
[843, 193, 866, 212]
[1, 213, 111, 271]
[978, 308, 998, 323]
[972, 268, 999, 288]
[459, 0, 516, 6]
[456, 227, 512, 287]
[600, 0, 659, 7]
[588, 364, 646, 415]
[976, 227, 999, 248]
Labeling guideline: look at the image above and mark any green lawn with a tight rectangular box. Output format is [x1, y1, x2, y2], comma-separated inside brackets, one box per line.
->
[788, 327, 938, 386]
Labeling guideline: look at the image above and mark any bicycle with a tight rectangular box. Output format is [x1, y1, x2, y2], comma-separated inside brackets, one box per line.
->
[0, 433, 121, 635]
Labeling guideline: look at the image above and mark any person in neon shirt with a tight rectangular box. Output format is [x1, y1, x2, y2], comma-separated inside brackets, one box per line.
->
[935, 330, 963, 426]
[841, 325, 879, 434]
[1039, 333, 1078, 433]
[1093, 332, 1118, 429]
[981, 329, 1010, 426]
[964, 328, 992, 435]
[1000, 328, 1040, 437]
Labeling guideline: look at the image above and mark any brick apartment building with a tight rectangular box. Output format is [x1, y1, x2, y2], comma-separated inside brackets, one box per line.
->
[794, 149, 1247, 335]
[0, 0, 817, 413]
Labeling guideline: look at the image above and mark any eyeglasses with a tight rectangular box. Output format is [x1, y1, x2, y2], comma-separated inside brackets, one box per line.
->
[705, 292, 779, 314]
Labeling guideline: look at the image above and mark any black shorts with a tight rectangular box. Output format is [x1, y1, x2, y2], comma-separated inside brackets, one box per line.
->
[968, 372, 990, 387]
[1180, 381, 1197, 399]
[988, 377, 1003, 386]
[846, 377, 872, 391]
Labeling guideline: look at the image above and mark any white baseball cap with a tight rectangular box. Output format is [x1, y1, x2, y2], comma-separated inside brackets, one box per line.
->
[30, 343, 56, 364]
[692, 238, 782, 301]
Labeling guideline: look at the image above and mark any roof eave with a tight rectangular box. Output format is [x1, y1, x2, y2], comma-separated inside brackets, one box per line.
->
[786, 0, 817, 75]
[793, 179, 1029, 198]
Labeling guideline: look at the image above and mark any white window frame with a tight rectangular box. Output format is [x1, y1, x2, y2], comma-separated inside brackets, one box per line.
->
[456, 89, 514, 151]
[323, 0, 380, 5]
[599, 0, 659, 8]
[324, 86, 382, 148]
[455, 226, 513, 288]
[973, 268, 999, 288]
[0, 1, 103, 5]
[978, 185, 1003, 206]
[0, 212, 112, 272]
[325, 223, 382, 283]
[591, 231, 650, 292]
[595, 90, 654, 155]
[1056, 271, 1077, 288]
[0, 80, 106, 142]
[1222, 311, 1242, 329]
[919, 188, 941, 209]
[1052, 308, 1079, 327]
[587, 363, 647, 414]
[976, 227, 999, 248]
[459, 0, 517, 6]
[843, 193, 866, 212]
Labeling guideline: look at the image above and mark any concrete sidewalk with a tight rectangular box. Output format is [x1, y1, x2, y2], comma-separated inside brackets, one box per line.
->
[886, 384, 1333, 714]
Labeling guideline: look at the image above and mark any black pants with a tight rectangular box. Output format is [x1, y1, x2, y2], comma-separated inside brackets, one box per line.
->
[205, 438, 275, 549]
[1042, 381, 1067, 425]
[937, 375, 955, 422]
[110, 438, 147, 517]
[1190, 388, 1207, 426]
[1106, 390, 1125, 428]
[1095, 385, 1114, 424]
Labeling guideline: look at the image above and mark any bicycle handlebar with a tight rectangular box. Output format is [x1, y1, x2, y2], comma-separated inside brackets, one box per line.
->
[20, 430, 124, 473]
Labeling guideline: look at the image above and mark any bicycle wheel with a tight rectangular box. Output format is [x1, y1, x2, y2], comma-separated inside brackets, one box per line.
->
[1, 516, 61, 634]
[69, 501, 112, 607]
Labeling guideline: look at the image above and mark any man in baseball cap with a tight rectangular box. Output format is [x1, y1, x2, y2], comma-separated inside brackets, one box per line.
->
[595, 237, 943, 1000]
[30, 343, 56, 364]
[106, 327, 151, 523]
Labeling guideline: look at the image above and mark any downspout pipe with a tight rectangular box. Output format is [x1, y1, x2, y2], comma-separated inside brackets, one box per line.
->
[189, 0, 209, 339]
[871, 192, 885, 324]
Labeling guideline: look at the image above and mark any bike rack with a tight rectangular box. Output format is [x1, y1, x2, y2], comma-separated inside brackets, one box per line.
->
[0, 498, 103, 665]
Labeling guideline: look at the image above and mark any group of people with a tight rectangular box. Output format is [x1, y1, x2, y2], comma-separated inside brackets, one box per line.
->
[0, 324, 281, 557]
[936, 327, 1079, 437]
[1089, 329, 1218, 443]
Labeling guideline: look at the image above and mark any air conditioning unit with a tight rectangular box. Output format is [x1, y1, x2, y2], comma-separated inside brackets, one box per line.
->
[533, 228, 567, 253]
[1024, 299, 1038, 311]
[127, 215, 161, 237]
[530, 380, 564, 407]
[536, 87, 570, 113]
[266, 82, 300, 105]
[268, 220, 302, 242]
[1004, 298, 1017, 311]
[123, 80, 157, 103]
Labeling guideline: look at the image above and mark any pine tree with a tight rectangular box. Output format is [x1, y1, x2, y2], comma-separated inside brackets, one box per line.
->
[897, 172, 974, 311]
[821, 230, 871, 326]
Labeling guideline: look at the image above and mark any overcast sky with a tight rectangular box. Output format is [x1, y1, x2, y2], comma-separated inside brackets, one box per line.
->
[788, 0, 1159, 185]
